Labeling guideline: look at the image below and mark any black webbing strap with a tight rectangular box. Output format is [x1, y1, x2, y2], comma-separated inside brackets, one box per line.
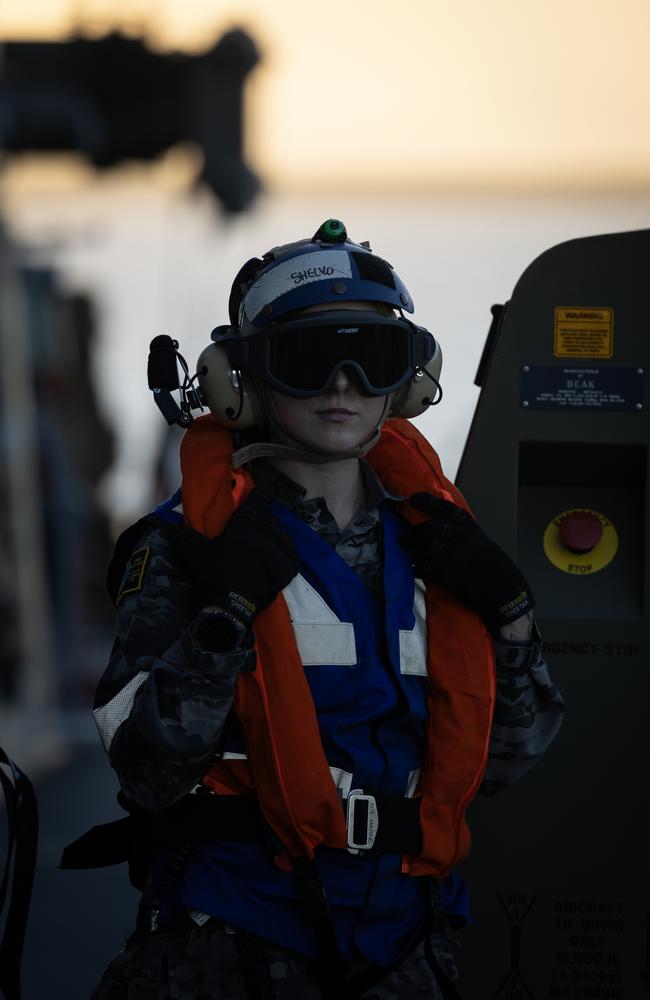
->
[61, 790, 423, 875]
[292, 857, 347, 1000]
[61, 792, 422, 869]
[233, 930, 275, 1000]
[60, 816, 133, 869]
[0, 747, 38, 1000]
[341, 930, 428, 998]
[339, 913, 465, 999]
[347, 792, 422, 855]
[423, 884, 466, 1000]
[290, 863, 466, 1000]
[60, 794, 267, 868]
[60, 794, 272, 891]
[423, 935, 465, 1000]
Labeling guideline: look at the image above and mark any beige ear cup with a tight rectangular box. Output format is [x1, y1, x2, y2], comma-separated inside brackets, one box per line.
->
[196, 342, 265, 429]
[389, 341, 443, 419]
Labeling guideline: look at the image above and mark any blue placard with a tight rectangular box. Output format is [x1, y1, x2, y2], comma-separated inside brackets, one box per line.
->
[520, 365, 644, 411]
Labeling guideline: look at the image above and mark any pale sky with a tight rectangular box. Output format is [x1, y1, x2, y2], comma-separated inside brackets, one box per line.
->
[2, 2, 650, 520]
[1, 0, 650, 190]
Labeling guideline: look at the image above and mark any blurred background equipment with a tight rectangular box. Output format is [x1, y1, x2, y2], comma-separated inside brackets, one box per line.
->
[456, 228, 649, 998]
[0, 229, 116, 713]
[0, 746, 38, 1000]
[0, 229, 59, 757]
[0, 28, 260, 214]
[0, 20, 262, 762]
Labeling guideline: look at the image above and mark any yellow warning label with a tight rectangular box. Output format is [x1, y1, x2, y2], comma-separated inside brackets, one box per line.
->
[554, 307, 613, 358]
[543, 509, 618, 576]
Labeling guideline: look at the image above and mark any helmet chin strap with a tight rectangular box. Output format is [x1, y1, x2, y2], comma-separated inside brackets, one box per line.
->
[231, 387, 389, 470]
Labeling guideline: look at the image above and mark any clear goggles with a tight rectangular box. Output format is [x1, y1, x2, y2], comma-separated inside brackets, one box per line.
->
[225, 313, 436, 398]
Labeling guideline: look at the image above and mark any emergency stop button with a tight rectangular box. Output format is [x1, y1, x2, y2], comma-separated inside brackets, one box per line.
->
[558, 511, 604, 553]
[543, 508, 618, 575]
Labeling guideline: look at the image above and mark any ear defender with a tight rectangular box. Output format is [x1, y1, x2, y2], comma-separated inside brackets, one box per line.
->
[389, 340, 443, 418]
[196, 332, 265, 430]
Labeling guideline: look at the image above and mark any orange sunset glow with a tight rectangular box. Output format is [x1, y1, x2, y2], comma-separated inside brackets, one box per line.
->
[1, 0, 650, 191]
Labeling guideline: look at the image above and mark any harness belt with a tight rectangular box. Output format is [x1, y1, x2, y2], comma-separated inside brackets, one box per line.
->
[61, 789, 423, 882]
[62, 790, 463, 999]
[346, 791, 421, 855]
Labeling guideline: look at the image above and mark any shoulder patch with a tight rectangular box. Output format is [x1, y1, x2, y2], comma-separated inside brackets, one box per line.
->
[117, 546, 150, 604]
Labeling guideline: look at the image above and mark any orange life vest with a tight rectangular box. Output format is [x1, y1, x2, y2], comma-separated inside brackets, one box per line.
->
[180, 416, 495, 879]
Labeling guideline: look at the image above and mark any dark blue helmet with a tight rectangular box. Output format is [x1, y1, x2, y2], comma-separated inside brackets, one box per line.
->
[229, 220, 415, 336]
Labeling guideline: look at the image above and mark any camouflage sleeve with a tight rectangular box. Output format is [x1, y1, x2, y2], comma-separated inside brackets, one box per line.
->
[480, 623, 564, 795]
[92, 522, 254, 811]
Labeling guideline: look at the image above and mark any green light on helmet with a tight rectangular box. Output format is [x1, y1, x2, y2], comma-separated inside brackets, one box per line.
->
[313, 218, 347, 243]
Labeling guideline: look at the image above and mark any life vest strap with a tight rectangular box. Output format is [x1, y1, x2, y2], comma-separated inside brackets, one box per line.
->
[346, 792, 422, 856]
[61, 790, 424, 883]
[61, 794, 268, 871]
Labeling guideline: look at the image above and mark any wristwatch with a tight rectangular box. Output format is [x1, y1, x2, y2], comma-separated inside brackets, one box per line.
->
[190, 606, 252, 653]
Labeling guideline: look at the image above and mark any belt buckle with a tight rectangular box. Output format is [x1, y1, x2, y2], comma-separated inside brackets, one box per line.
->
[346, 789, 379, 853]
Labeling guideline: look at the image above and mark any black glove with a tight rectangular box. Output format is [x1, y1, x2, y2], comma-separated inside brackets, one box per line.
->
[171, 489, 300, 630]
[402, 492, 534, 631]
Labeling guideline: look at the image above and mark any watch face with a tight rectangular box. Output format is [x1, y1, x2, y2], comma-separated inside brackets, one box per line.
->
[195, 610, 242, 652]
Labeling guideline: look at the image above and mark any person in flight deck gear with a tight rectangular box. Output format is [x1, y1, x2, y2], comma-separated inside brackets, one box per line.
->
[83, 220, 564, 999]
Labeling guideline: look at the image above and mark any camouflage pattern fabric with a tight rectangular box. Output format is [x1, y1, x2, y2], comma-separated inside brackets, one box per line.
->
[289, 490, 383, 598]
[90, 915, 460, 999]
[481, 626, 564, 795]
[253, 458, 397, 598]
[93, 522, 254, 810]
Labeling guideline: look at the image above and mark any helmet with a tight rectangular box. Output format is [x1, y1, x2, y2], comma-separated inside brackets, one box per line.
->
[197, 219, 442, 429]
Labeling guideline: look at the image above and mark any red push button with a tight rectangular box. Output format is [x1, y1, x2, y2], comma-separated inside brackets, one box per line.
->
[558, 511, 604, 553]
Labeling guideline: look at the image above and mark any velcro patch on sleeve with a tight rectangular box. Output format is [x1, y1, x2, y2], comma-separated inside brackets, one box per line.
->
[117, 547, 150, 604]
